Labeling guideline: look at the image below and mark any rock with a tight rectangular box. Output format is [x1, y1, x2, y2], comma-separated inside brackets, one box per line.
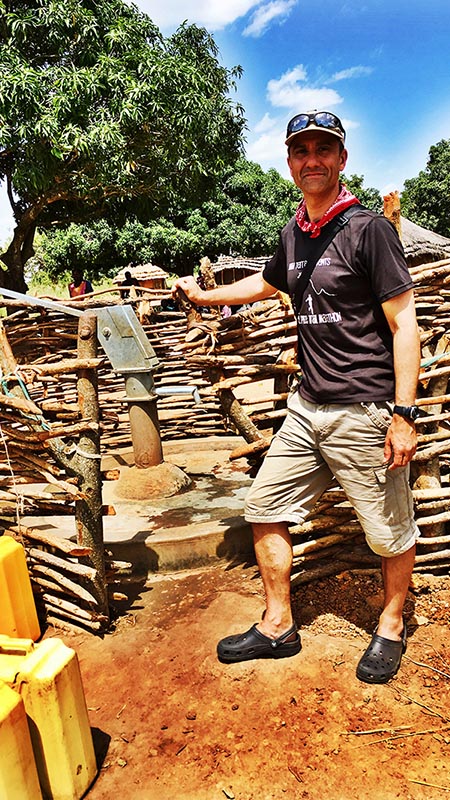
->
[410, 613, 430, 626]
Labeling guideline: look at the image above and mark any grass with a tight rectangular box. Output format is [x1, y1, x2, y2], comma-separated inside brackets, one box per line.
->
[29, 277, 116, 300]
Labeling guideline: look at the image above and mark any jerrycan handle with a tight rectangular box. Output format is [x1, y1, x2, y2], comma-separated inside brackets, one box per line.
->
[0, 635, 35, 655]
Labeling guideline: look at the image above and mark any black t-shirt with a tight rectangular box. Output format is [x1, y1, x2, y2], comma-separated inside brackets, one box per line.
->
[263, 209, 414, 403]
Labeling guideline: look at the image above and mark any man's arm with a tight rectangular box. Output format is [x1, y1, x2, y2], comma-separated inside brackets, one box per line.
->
[172, 271, 277, 308]
[382, 288, 420, 470]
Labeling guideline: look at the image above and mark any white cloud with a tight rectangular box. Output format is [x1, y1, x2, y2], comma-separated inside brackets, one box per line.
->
[329, 66, 373, 83]
[246, 128, 290, 177]
[341, 118, 360, 132]
[246, 65, 363, 178]
[247, 128, 283, 161]
[243, 0, 297, 38]
[271, 86, 343, 110]
[132, 0, 261, 31]
[134, 0, 298, 35]
[267, 65, 343, 109]
[271, 64, 307, 85]
[247, 114, 291, 175]
[254, 112, 278, 133]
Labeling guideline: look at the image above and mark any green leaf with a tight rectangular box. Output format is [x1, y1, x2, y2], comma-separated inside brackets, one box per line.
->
[0, 0, 246, 289]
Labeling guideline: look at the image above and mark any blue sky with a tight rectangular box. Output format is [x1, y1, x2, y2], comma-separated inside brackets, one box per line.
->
[1, 0, 449, 243]
[140, 0, 450, 189]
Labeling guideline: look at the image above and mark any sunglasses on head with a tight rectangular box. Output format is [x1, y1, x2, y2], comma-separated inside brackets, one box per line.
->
[286, 111, 345, 138]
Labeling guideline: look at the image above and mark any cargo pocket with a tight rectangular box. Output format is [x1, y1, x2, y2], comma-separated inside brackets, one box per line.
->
[375, 462, 412, 530]
[373, 464, 388, 485]
[360, 402, 392, 432]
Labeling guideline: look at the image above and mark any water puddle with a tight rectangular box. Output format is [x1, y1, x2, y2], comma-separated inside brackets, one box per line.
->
[148, 475, 250, 529]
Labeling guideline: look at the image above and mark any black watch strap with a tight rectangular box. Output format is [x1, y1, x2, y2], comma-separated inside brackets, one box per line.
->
[393, 404, 420, 421]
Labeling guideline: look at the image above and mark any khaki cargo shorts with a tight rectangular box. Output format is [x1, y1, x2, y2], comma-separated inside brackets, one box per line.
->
[244, 391, 419, 557]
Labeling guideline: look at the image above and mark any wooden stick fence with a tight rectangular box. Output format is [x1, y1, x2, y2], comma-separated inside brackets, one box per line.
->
[172, 256, 450, 583]
[0, 255, 449, 628]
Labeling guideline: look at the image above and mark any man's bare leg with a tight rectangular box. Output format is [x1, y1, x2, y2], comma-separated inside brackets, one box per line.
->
[252, 522, 296, 639]
[377, 544, 415, 640]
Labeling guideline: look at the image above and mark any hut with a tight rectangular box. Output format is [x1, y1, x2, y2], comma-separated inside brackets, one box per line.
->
[211, 255, 268, 286]
[401, 216, 450, 268]
[114, 263, 170, 291]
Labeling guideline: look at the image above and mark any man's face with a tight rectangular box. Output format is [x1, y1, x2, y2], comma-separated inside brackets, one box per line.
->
[287, 131, 347, 197]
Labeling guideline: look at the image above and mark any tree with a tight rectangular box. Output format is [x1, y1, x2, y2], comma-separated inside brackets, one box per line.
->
[341, 173, 382, 213]
[39, 162, 385, 279]
[33, 220, 117, 284]
[38, 159, 300, 278]
[401, 140, 450, 237]
[0, 0, 245, 291]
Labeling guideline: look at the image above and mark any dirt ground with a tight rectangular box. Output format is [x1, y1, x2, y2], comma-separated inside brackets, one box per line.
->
[45, 560, 450, 800]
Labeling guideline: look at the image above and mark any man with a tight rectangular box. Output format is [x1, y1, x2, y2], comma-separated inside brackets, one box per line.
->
[174, 111, 420, 684]
[120, 269, 139, 299]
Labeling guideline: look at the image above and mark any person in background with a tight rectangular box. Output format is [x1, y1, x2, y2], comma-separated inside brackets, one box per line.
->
[173, 110, 420, 685]
[120, 269, 140, 299]
[68, 269, 93, 299]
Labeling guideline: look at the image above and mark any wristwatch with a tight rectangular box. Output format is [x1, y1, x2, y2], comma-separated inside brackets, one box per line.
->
[393, 404, 421, 422]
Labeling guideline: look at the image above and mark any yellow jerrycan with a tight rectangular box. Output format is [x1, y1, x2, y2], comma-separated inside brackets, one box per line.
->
[0, 535, 40, 640]
[0, 635, 97, 800]
[0, 680, 43, 800]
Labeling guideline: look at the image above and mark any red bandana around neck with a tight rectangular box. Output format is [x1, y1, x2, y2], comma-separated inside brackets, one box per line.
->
[295, 185, 360, 238]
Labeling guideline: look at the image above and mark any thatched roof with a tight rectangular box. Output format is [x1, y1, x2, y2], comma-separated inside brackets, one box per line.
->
[401, 216, 450, 266]
[211, 255, 268, 274]
[113, 263, 170, 284]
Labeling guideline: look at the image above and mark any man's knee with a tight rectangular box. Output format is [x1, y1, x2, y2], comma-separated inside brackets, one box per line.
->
[365, 527, 418, 558]
[251, 521, 290, 540]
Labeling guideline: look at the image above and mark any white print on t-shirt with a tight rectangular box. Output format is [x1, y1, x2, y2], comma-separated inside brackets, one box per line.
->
[297, 310, 342, 325]
[288, 257, 332, 271]
[289, 255, 340, 323]
[303, 280, 336, 317]
[309, 278, 335, 297]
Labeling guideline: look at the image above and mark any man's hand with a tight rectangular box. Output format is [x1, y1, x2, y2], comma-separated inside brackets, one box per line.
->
[172, 276, 206, 306]
[383, 415, 417, 470]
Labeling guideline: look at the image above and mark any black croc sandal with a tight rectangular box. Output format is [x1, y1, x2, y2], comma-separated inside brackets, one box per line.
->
[356, 622, 407, 684]
[217, 622, 301, 663]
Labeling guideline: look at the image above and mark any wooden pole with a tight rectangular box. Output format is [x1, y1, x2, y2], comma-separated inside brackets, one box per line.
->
[76, 312, 109, 620]
[208, 367, 263, 444]
[383, 191, 402, 239]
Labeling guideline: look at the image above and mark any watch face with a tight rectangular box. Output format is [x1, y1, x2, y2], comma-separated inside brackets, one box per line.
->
[394, 405, 420, 420]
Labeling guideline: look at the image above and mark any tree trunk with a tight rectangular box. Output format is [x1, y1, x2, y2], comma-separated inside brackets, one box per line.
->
[0, 221, 36, 294]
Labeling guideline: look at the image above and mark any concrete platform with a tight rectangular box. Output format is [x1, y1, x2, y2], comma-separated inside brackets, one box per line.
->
[18, 437, 256, 573]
